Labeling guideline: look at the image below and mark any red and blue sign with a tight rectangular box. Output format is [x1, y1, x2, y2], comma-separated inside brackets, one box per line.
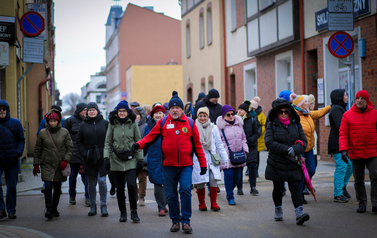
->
[20, 12, 45, 37]
[328, 31, 354, 58]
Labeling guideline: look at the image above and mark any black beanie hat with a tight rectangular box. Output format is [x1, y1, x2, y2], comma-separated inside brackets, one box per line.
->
[207, 89, 220, 99]
[87, 102, 100, 113]
[76, 103, 87, 113]
[238, 100, 251, 113]
[168, 91, 184, 109]
[51, 104, 62, 112]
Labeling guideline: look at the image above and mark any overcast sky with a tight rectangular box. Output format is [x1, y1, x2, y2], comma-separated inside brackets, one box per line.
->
[54, 0, 181, 99]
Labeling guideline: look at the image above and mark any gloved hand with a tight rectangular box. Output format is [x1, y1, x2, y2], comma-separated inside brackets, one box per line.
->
[136, 160, 143, 171]
[341, 150, 348, 163]
[224, 161, 230, 169]
[200, 167, 207, 175]
[60, 161, 68, 170]
[288, 147, 295, 156]
[33, 165, 40, 176]
[104, 159, 110, 170]
[286, 155, 298, 163]
[132, 143, 140, 156]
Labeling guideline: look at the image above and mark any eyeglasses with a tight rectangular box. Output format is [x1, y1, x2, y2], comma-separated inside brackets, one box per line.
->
[225, 113, 234, 117]
[278, 110, 290, 115]
[118, 110, 127, 113]
[0, 107, 6, 111]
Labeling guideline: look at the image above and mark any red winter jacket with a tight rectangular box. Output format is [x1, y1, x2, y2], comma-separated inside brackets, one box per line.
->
[136, 113, 207, 167]
[339, 104, 377, 159]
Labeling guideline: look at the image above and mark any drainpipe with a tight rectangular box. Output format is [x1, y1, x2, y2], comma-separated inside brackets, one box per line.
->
[222, 0, 228, 104]
[300, 0, 305, 94]
[17, 63, 34, 120]
[39, 72, 51, 122]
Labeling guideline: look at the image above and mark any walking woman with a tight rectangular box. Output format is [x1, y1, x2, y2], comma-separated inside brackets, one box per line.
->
[216, 105, 248, 205]
[33, 109, 73, 220]
[104, 100, 143, 222]
[264, 98, 309, 225]
[76, 102, 109, 217]
[193, 107, 228, 211]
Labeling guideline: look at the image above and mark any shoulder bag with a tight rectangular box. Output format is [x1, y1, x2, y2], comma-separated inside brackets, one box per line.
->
[47, 130, 71, 177]
[221, 130, 247, 165]
[209, 151, 222, 165]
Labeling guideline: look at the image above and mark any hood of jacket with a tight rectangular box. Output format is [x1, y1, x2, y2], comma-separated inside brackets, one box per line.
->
[268, 98, 300, 123]
[0, 100, 10, 123]
[216, 114, 244, 130]
[134, 106, 147, 126]
[109, 109, 136, 125]
[255, 105, 263, 115]
[330, 89, 347, 110]
[203, 96, 218, 108]
[45, 109, 62, 131]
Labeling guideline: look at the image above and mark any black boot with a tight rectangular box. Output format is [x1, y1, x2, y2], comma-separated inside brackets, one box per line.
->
[119, 210, 127, 222]
[51, 207, 60, 217]
[88, 205, 97, 216]
[131, 210, 140, 223]
[101, 205, 109, 217]
[45, 207, 53, 220]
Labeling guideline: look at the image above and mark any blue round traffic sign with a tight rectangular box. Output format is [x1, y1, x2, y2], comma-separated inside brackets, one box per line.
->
[328, 31, 354, 58]
[20, 12, 45, 37]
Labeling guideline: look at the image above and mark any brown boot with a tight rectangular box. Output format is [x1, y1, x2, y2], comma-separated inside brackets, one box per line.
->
[210, 186, 220, 211]
[196, 188, 207, 211]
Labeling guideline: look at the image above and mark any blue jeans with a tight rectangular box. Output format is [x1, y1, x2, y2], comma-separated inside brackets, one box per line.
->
[69, 163, 89, 199]
[0, 165, 18, 213]
[87, 173, 107, 206]
[223, 167, 242, 200]
[300, 150, 315, 193]
[333, 153, 353, 197]
[163, 165, 192, 224]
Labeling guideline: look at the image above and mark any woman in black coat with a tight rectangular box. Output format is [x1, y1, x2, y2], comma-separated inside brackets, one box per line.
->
[76, 102, 109, 217]
[264, 98, 309, 225]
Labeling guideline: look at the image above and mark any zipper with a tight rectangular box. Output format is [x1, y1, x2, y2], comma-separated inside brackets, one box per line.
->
[176, 120, 179, 166]
[122, 123, 126, 171]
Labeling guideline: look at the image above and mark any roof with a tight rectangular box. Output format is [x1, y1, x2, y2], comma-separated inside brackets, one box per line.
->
[106, 5, 123, 25]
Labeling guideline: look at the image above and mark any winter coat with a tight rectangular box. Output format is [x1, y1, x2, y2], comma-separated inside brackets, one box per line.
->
[134, 107, 148, 170]
[255, 106, 267, 152]
[264, 98, 307, 182]
[216, 115, 249, 170]
[144, 119, 164, 184]
[328, 89, 347, 154]
[243, 111, 261, 164]
[192, 123, 228, 184]
[295, 105, 330, 152]
[76, 114, 109, 177]
[137, 113, 207, 168]
[62, 111, 85, 164]
[193, 96, 223, 123]
[104, 110, 143, 172]
[339, 103, 377, 159]
[0, 100, 25, 167]
[34, 110, 73, 182]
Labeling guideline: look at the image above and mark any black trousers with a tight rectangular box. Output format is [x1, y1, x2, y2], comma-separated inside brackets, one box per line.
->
[44, 181, 62, 209]
[272, 181, 302, 208]
[112, 170, 138, 212]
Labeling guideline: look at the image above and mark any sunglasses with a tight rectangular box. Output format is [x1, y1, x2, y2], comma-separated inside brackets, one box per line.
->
[0, 107, 6, 111]
[225, 113, 234, 117]
[278, 110, 290, 115]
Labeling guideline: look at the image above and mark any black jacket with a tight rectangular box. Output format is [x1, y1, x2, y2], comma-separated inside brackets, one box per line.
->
[243, 112, 261, 164]
[63, 111, 85, 164]
[328, 89, 347, 154]
[193, 96, 222, 123]
[76, 114, 109, 177]
[264, 98, 307, 182]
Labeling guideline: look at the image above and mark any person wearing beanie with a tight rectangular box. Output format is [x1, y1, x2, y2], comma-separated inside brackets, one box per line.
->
[216, 105, 248, 205]
[339, 89, 377, 213]
[130, 101, 140, 110]
[37, 105, 66, 137]
[63, 103, 90, 207]
[133, 91, 207, 233]
[34, 109, 73, 220]
[279, 90, 297, 103]
[236, 101, 261, 196]
[195, 92, 206, 104]
[193, 89, 223, 123]
[77, 102, 110, 218]
[192, 106, 228, 212]
[293, 95, 331, 204]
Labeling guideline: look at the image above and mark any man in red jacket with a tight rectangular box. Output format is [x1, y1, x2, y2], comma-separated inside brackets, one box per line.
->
[132, 91, 207, 234]
[339, 90, 377, 213]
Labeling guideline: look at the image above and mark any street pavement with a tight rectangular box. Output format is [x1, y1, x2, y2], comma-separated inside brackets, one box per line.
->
[0, 151, 375, 237]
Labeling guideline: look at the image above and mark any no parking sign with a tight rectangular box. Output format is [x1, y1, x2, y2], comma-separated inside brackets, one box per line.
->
[328, 31, 354, 58]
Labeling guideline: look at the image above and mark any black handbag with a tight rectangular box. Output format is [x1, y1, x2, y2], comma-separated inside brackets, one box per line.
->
[112, 147, 133, 161]
[221, 130, 247, 165]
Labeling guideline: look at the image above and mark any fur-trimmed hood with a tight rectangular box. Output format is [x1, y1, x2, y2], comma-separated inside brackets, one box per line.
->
[216, 114, 244, 130]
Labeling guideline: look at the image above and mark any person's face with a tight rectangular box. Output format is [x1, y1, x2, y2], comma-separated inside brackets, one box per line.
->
[0, 106, 6, 119]
[170, 106, 183, 119]
[237, 109, 246, 117]
[118, 109, 128, 119]
[79, 108, 87, 119]
[153, 111, 164, 121]
[49, 119, 58, 128]
[356, 96, 367, 109]
[131, 106, 137, 110]
[343, 92, 349, 103]
[209, 98, 218, 104]
[278, 108, 290, 119]
[309, 103, 315, 111]
[198, 112, 209, 124]
[300, 101, 309, 110]
[88, 108, 98, 118]
[224, 111, 235, 121]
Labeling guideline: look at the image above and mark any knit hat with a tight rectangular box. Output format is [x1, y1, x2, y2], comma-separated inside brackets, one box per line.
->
[238, 100, 251, 113]
[76, 103, 87, 113]
[221, 105, 235, 117]
[293, 95, 307, 108]
[152, 102, 162, 108]
[87, 102, 100, 113]
[150, 105, 165, 118]
[130, 101, 140, 107]
[168, 91, 184, 109]
[51, 105, 62, 112]
[279, 90, 297, 103]
[253, 96, 260, 103]
[116, 100, 130, 112]
[47, 112, 60, 121]
[355, 90, 372, 106]
[196, 92, 206, 103]
[250, 100, 258, 110]
[207, 89, 220, 99]
[197, 106, 209, 117]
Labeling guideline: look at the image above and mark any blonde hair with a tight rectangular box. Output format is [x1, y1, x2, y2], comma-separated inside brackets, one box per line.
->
[142, 104, 151, 115]
[307, 94, 315, 106]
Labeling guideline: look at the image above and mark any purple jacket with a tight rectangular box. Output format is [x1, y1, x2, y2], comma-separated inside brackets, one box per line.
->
[216, 115, 248, 169]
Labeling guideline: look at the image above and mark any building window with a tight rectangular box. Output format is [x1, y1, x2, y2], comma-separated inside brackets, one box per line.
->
[186, 23, 191, 58]
[96, 95, 102, 104]
[231, 0, 237, 31]
[259, 0, 275, 11]
[201, 83, 205, 93]
[244, 63, 257, 100]
[206, 7, 212, 45]
[275, 51, 293, 96]
[199, 12, 204, 49]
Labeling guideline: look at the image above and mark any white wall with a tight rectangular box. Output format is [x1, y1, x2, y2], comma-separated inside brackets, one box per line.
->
[304, 0, 327, 39]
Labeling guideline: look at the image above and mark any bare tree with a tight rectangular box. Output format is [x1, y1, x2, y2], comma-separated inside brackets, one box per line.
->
[62, 93, 81, 116]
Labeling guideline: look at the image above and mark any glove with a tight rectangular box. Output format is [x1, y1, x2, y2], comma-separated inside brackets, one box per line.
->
[136, 160, 143, 171]
[33, 165, 40, 176]
[132, 143, 140, 156]
[287, 147, 295, 156]
[224, 161, 230, 169]
[200, 167, 207, 175]
[286, 155, 298, 163]
[341, 150, 348, 163]
[60, 161, 68, 170]
[104, 159, 110, 170]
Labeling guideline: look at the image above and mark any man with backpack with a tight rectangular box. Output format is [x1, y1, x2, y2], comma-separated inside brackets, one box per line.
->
[132, 91, 207, 234]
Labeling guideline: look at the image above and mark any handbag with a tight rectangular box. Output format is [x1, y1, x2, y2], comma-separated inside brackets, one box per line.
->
[47, 130, 71, 177]
[221, 130, 247, 165]
[209, 152, 222, 165]
[112, 147, 133, 161]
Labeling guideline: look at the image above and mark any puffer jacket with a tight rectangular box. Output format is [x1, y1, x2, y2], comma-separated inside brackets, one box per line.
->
[63, 110, 85, 163]
[216, 115, 249, 169]
[339, 103, 377, 159]
[134, 107, 148, 170]
[328, 89, 347, 154]
[295, 105, 330, 152]
[34, 109, 73, 182]
[264, 98, 307, 182]
[243, 111, 261, 164]
[104, 110, 143, 172]
[0, 100, 25, 167]
[144, 119, 163, 184]
[255, 106, 266, 152]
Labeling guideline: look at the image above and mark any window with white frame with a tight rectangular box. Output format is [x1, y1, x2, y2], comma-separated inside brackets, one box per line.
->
[186, 23, 191, 58]
[199, 13, 204, 49]
[207, 7, 212, 45]
[259, 0, 275, 11]
[244, 63, 257, 100]
[231, 0, 237, 31]
[275, 51, 293, 96]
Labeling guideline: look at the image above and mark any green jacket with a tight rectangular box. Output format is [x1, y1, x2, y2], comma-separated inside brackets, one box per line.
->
[104, 117, 143, 172]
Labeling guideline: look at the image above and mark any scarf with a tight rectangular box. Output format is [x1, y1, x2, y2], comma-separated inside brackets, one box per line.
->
[118, 117, 129, 124]
[195, 119, 212, 151]
[293, 105, 309, 115]
[225, 119, 235, 125]
[278, 116, 290, 127]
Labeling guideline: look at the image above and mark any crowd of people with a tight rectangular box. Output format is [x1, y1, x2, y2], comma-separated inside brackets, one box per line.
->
[0, 87, 376, 234]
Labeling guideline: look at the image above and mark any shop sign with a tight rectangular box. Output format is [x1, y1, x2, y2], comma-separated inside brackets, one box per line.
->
[0, 16, 15, 43]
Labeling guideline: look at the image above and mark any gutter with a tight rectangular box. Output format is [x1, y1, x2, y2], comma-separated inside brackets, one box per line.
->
[39, 72, 51, 122]
[300, 0, 306, 94]
[222, 0, 228, 104]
